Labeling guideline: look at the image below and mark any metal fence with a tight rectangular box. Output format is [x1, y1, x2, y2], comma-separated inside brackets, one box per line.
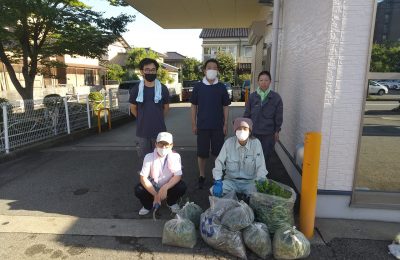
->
[0, 89, 129, 154]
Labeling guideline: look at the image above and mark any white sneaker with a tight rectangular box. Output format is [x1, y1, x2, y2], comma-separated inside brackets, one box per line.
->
[168, 203, 180, 214]
[138, 207, 150, 216]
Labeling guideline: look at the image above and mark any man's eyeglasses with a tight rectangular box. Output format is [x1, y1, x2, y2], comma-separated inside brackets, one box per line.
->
[143, 68, 157, 73]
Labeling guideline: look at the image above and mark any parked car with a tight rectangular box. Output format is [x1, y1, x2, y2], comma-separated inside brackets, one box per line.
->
[222, 82, 233, 101]
[369, 80, 389, 95]
[182, 80, 200, 102]
[376, 80, 400, 90]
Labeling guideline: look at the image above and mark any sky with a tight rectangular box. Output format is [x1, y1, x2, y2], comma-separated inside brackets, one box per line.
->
[82, 0, 203, 60]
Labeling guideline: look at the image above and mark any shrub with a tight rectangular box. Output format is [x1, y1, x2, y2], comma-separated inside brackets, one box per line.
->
[88, 92, 104, 102]
[43, 94, 63, 109]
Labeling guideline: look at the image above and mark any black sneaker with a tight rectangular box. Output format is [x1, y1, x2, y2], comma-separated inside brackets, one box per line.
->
[198, 176, 206, 189]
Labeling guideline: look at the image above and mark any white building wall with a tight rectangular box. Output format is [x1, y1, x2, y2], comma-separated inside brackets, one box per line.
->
[321, 0, 374, 191]
[277, 0, 331, 189]
[106, 42, 127, 61]
[276, 0, 374, 191]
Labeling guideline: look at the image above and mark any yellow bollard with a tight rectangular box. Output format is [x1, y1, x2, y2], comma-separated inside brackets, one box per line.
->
[299, 132, 322, 239]
[97, 108, 112, 134]
[245, 88, 249, 103]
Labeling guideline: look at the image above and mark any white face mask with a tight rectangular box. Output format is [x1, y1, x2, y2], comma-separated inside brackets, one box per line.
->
[206, 69, 218, 81]
[236, 130, 250, 142]
[156, 147, 171, 157]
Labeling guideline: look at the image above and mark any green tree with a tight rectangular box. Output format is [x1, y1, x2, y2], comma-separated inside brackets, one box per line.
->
[157, 67, 174, 85]
[238, 73, 251, 86]
[106, 64, 125, 82]
[126, 47, 159, 70]
[370, 42, 400, 72]
[216, 52, 235, 83]
[0, 0, 133, 102]
[182, 57, 202, 81]
[126, 47, 173, 84]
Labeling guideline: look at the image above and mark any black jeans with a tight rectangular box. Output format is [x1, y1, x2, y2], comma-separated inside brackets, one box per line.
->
[134, 180, 187, 210]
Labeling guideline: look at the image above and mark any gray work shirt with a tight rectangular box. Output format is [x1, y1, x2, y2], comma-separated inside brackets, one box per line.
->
[243, 90, 283, 135]
[212, 136, 268, 181]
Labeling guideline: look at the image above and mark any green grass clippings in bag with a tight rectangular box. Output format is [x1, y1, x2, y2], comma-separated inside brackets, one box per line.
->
[243, 222, 272, 259]
[273, 226, 310, 259]
[162, 216, 197, 249]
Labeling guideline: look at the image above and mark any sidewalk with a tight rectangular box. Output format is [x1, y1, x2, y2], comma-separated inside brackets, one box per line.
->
[0, 103, 398, 259]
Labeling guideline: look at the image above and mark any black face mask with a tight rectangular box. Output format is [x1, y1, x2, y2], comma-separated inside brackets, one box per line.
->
[144, 73, 157, 82]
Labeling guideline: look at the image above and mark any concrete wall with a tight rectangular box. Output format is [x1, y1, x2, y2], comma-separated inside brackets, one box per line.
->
[276, 0, 375, 191]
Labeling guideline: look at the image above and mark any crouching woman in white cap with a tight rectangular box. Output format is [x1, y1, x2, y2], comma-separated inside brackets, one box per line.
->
[135, 132, 187, 216]
[211, 118, 268, 197]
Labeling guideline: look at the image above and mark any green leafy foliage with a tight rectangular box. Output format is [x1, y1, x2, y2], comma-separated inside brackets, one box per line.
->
[157, 67, 174, 84]
[0, 0, 133, 100]
[126, 47, 173, 84]
[216, 52, 235, 84]
[88, 92, 104, 102]
[370, 42, 400, 72]
[238, 73, 251, 86]
[126, 48, 159, 70]
[182, 57, 202, 81]
[256, 179, 292, 199]
[106, 64, 125, 82]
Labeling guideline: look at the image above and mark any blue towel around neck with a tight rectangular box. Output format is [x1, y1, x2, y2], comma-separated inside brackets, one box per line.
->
[136, 79, 162, 103]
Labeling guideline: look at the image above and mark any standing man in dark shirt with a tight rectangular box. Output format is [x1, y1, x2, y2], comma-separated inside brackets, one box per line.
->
[190, 59, 231, 189]
[129, 58, 170, 165]
[243, 70, 283, 170]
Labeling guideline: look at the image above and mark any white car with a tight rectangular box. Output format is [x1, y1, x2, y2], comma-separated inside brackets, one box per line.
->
[376, 80, 400, 90]
[369, 81, 388, 95]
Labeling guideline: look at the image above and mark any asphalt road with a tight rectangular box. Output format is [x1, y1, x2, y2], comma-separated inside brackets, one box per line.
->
[0, 103, 397, 259]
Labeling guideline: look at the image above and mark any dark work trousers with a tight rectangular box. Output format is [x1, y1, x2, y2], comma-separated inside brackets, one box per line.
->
[134, 180, 187, 210]
[254, 133, 275, 171]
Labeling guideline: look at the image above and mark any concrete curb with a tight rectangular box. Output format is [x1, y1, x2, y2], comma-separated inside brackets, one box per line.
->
[0, 215, 165, 238]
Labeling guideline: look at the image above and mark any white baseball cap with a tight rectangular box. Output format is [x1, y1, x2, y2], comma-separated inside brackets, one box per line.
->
[156, 132, 173, 144]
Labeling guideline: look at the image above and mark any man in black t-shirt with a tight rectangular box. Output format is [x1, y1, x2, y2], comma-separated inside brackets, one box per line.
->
[190, 59, 231, 189]
[129, 58, 170, 165]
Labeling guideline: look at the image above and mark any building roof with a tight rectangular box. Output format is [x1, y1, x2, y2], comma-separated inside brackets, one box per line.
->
[199, 28, 249, 38]
[117, 37, 131, 50]
[161, 63, 179, 72]
[165, 52, 187, 61]
[108, 53, 128, 66]
[144, 48, 167, 58]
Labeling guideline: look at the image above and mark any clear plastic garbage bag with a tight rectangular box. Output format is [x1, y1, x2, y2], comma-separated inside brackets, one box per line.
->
[176, 202, 203, 229]
[250, 180, 296, 234]
[200, 209, 247, 259]
[221, 200, 254, 231]
[162, 215, 197, 249]
[243, 222, 272, 259]
[209, 196, 241, 218]
[273, 226, 311, 259]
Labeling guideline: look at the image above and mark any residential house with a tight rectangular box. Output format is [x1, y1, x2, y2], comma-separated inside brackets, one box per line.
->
[126, 0, 400, 222]
[164, 52, 187, 71]
[200, 28, 253, 80]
